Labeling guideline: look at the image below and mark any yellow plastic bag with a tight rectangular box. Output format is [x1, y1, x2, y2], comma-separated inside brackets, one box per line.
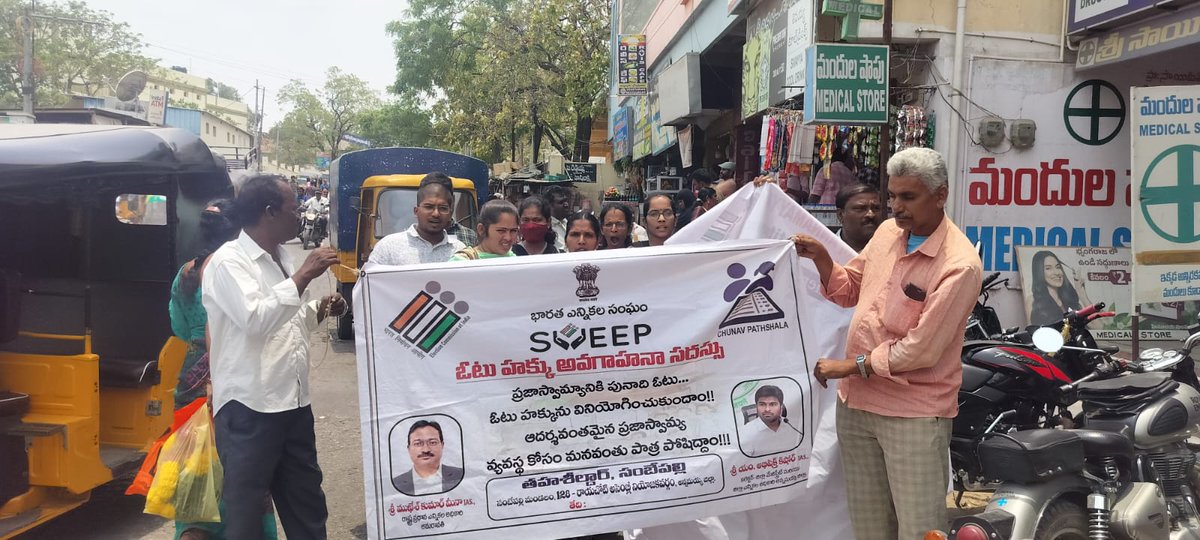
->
[144, 404, 223, 522]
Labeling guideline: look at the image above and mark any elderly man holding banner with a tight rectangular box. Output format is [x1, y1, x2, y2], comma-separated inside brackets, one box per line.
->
[792, 148, 982, 540]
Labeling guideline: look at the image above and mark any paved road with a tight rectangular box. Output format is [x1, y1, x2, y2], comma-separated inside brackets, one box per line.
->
[17, 239, 367, 539]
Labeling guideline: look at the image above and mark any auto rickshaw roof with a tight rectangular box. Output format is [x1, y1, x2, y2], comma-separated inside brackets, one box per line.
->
[0, 124, 229, 189]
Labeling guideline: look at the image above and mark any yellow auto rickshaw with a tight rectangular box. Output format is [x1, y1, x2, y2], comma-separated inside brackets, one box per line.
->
[0, 125, 233, 537]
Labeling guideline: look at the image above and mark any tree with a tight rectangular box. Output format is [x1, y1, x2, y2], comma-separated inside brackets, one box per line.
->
[275, 66, 379, 161]
[387, 0, 608, 162]
[206, 78, 241, 100]
[357, 97, 434, 148]
[0, 0, 154, 108]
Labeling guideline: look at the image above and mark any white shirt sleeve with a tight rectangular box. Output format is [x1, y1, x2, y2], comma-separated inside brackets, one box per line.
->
[204, 256, 304, 337]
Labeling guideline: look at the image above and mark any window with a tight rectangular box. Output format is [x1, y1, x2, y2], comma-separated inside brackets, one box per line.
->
[114, 194, 168, 226]
[375, 188, 474, 238]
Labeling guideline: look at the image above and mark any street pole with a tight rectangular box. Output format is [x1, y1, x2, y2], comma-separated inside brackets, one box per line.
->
[253, 80, 263, 173]
[878, 0, 893, 211]
[20, 8, 34, 116]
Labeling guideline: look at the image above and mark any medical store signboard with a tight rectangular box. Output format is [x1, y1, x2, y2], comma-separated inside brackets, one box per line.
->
[955, 58, 1200, 339]
[802, 44, 889, 124]
[1130, 85, 1200, 304]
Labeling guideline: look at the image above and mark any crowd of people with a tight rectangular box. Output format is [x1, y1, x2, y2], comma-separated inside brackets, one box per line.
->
[165, 147, 980, 540]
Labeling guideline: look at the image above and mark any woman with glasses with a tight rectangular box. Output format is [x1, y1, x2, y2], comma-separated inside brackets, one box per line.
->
[512, 196, 559, 256]
[632, 194, 676, 247]
[597, 203, 634, 250]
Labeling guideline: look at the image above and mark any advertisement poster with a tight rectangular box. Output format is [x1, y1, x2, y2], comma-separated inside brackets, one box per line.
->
[1015, 246, 1199, 340]
[617, 34, 648, 96]
[355, 238, 823, 539]
[1130, 85, 1200, 305]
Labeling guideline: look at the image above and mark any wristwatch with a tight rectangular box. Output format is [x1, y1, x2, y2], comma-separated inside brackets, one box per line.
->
[855, 354, 869, 378]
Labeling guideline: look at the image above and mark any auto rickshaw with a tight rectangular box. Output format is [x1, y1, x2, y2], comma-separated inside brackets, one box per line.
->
[329, 147, 488, 339]
[0, 125, 233, 537]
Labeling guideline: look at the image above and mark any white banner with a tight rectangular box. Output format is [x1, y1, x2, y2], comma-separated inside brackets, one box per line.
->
[354, 229, 830, 539]
[633, 184, 855, 540]
[1130, 85, 1200, 304]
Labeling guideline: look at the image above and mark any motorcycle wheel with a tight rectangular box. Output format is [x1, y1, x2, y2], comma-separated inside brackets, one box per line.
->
[301, 232, 311, 250]
[1034, 500, 1088, 540]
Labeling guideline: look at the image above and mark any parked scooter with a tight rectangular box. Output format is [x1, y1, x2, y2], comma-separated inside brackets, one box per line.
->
[947, 325, 1200, 540]
[952, 304, 1119, 493]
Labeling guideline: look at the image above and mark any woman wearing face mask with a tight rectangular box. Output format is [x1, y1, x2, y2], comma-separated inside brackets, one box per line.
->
[513, 196, 559, 256]
[449, 200, 520, 261]
[564, 211, 601, 253]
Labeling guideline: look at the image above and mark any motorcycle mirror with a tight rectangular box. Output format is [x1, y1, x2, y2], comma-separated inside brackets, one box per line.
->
[1032, 327, 1065, 353]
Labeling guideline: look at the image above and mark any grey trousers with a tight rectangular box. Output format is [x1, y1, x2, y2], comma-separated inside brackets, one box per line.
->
[214, 400, 328, 540]
[836, 399, 951, 540]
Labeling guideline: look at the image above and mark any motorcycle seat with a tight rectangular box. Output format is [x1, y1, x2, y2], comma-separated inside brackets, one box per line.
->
[1073, 428, 1134, 459]
[1078, 372, 1177, 413]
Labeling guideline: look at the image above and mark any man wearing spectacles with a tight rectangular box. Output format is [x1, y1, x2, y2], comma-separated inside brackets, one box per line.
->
[368, 182, 465, 266]
[394, 420, 464, 496]
[633, 193, 676, 247]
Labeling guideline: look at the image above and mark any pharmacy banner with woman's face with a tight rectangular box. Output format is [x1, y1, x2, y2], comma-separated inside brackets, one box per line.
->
[353, 238, 833, 540]
[1015, 245, 1200, 340]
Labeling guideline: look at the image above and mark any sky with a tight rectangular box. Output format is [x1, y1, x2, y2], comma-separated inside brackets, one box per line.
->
[93, 0, 409, 126]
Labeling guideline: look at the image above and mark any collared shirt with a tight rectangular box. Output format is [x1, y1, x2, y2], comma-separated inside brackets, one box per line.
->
[303, 196, 328, 213]
[447, 223, 477, 248]
[412, 467, 443, 496]
[551, 216, 567, 251]
[743, 418, 802, 457]
[822, 217, 982, 418]
[368, 224, 465, 266]
[202, 232, 321, 416]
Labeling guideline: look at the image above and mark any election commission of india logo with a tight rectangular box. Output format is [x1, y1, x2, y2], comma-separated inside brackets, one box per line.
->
[719, 261, 787, 330]
[388, 281, 471, 356]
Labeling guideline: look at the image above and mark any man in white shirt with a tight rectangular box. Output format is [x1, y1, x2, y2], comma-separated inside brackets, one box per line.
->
[303, 188, 329, 213]
[203, 175, 345, 540]
[368, 182, 465, 266]
[393, 420, 464, 496]
[741, 385, 802, 457]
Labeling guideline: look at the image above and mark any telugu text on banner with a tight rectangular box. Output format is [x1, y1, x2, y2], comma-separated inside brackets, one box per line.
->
[354, 237, 822, 539]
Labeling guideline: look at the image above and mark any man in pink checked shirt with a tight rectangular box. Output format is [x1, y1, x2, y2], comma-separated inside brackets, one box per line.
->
[791, 148, 982, 540]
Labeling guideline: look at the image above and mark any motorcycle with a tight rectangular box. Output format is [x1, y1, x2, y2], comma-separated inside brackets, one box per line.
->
[948, 324, 1200, 540]
[299, 208, 327, 250]
[952, 303, 1119, 494]
[965, 272, 1007, 341]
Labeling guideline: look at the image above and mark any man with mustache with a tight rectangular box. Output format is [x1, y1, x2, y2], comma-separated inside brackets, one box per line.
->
[835, 183, 883, 253]
[368, 180, 464, 266]
[741, 385, 801, 457]
[791, 148, 982, 540]
[394, 420, 464, 496]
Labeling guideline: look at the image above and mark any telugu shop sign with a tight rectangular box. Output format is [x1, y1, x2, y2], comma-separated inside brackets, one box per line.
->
[803, 43, 889, 124]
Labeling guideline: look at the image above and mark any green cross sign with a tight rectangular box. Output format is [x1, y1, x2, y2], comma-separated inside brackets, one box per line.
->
[822, 0, 884, 41]
[1141, 144, 1200, 244]
[1063, 79, 1125, 146]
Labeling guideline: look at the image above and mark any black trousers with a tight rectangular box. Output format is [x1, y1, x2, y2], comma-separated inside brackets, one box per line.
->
[214, 400, 328, 540]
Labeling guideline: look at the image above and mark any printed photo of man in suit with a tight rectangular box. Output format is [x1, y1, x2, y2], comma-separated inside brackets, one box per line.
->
[393, 419, 464, 496]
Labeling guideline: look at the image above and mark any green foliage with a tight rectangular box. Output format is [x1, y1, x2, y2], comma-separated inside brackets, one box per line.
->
[357, 97, 433, 148]
[171, 99, 200, 110]
[205, 78, 241, 101]
[275, 66, 380, 161]
[0, 0, 154, 108]
[387, 0, 609, 161]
